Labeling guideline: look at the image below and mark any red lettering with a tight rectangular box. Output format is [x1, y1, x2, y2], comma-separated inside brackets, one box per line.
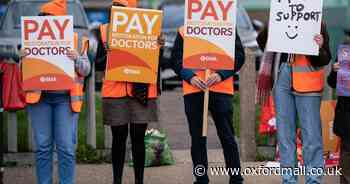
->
[200, 1, 218, 20]
[54, 19, 69, 40]
[188, 0, 202, 19]
[38, 20, 56, 40]
[218, 1, 234, 21]
[23, 20, 38, 40]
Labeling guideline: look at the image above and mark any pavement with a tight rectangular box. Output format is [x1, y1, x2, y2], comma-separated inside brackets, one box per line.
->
[3, 90, 340, 184]
[4, 149, 340, 184]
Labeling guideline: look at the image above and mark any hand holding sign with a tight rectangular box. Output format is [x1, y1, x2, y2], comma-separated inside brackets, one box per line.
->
[314, 34, 324, 47]
[66, 49, 79, 62]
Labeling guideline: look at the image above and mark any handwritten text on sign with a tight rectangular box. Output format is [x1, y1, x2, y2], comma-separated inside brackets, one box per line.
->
[266, 0, 323, 55]
[106, 7, 162, 84]
[184, 0, 236, 70]
[21, 16, 74, 91]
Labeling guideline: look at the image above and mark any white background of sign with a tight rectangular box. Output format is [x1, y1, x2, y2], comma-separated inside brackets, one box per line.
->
[267, 0, 323, 55]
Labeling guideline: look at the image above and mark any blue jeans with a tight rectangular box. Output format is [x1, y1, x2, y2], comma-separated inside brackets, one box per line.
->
[27, 93, 78, 184]
[274, 63, 324, 184]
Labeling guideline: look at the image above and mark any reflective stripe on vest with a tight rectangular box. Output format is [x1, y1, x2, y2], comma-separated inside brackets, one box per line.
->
[25, 32, 87, 112]
[178, 26, 234, 96]
[292, 55, 324, 93]
[99, 24, 158, 99]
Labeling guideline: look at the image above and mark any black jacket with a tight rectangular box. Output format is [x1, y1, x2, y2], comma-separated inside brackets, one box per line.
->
[171, 31, 245, 84]
[327, 56, 350, 140]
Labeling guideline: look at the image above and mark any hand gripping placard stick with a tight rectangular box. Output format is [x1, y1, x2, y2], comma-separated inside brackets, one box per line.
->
[202, 69, 210, 137]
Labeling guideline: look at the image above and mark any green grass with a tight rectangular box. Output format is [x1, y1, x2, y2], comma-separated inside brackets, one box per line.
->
[232, 93, 275, 146]
[4, 93, 274, 152]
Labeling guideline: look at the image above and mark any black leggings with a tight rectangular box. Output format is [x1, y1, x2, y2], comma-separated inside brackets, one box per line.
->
[111, 123, 147, 184]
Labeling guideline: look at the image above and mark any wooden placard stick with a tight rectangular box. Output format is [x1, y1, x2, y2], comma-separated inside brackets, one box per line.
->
[202, 69, 210, 137]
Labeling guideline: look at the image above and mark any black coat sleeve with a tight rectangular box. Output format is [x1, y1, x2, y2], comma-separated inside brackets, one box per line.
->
[307, 23, 332, 67]
[95, 28, 107, 71]
[170, 32, 195, 83]
[327, 57, 338, 89]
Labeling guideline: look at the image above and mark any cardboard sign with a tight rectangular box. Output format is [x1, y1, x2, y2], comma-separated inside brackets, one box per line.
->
[336, 45, 350, 97]
[183, 0, 236, 70]
[21, 16, 74, 91]
[266, 0, 323, 55]
[320, 101, 340, 154]
[105, 7, 163, 84]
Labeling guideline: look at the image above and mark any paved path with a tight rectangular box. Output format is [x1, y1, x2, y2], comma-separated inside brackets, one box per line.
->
[159, 89, 222, 150]
[4, 150, 339, 184]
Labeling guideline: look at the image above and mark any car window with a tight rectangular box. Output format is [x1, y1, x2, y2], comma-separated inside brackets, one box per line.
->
[162, 5, 184, 29]
[5, 1, 87, 29]
[236, 6, 253, 31]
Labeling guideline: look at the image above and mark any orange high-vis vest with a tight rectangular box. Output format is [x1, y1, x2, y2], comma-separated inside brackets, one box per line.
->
[99, 24, 158, 99]
[25, 33, 89, 113]
[292, 55, 325, 93]
[178, 26, 234, 96]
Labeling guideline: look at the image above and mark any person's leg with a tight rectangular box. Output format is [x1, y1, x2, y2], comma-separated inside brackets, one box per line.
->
[184, 93, 209, 184]
[111, 124, 129, 184]
[130, 123, 148, 184]
[53, 95, 78, 184]
[209, 93, 243, 184]
[295, 95, 323, 184]
[274, 63, 298, 184]
[27, 99, 54, 184]
[340, 139, 350, 184]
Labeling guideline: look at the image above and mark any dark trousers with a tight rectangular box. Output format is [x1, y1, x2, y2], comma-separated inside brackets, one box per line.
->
[111, 124, 148, 184]
[341, 139, 350, 184]
[184, 92, 243, 184]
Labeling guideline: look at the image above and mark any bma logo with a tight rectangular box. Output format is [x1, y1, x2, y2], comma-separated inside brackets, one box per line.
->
[40, 76, 57, 82]
[123, 68, 141, 75]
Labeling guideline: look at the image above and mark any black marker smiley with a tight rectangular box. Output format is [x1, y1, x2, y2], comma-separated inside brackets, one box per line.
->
[285, 25, 299, 40]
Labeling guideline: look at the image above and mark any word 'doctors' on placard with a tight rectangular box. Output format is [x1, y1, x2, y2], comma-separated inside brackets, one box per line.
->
[267, 0, 323, 56]
[184, 0, 236, 70]
[21, 16, 75, 91]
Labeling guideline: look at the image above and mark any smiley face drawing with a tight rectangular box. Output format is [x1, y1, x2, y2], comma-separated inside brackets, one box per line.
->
[285, 25, 299, 40]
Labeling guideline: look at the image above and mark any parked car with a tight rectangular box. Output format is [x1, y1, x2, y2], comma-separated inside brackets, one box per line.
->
[159, 1, 262, 90]
[0, 0, 97, 62]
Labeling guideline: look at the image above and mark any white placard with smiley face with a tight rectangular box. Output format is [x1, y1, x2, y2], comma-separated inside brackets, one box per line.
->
[266, 0, 323, 56]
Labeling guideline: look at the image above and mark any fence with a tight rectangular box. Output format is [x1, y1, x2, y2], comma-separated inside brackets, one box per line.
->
[4, 49, 258, 161]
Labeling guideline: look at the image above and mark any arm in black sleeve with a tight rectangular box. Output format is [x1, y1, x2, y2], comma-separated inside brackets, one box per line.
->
[171, 32, 195, 83]
[94, 29, 107, 71]
[307, 23, 332, 67]
[327, 57, 338, 89]
[217, 33, 245, 80]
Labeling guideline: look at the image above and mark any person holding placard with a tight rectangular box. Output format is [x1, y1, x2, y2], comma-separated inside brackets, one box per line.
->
[256, 22, 331, 184]
[95, 0, 163, 183]
[327, 29, 350, 184]
[171, 26, 245, 184]
[21, 0, 91, 183]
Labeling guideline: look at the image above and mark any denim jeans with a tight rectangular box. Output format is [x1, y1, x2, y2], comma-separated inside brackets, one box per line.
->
[274, 63, 324, 184]
[27, 93, 78, 184]
[184, 92, 243, 184]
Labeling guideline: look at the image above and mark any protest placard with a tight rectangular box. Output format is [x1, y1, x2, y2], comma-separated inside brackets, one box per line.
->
[21, 16, 74, 91]
[336, 44, 350, 97]
[105, 7, 163, 84]
[184, 0, 236, 70]
[266, 0, 323, 55]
